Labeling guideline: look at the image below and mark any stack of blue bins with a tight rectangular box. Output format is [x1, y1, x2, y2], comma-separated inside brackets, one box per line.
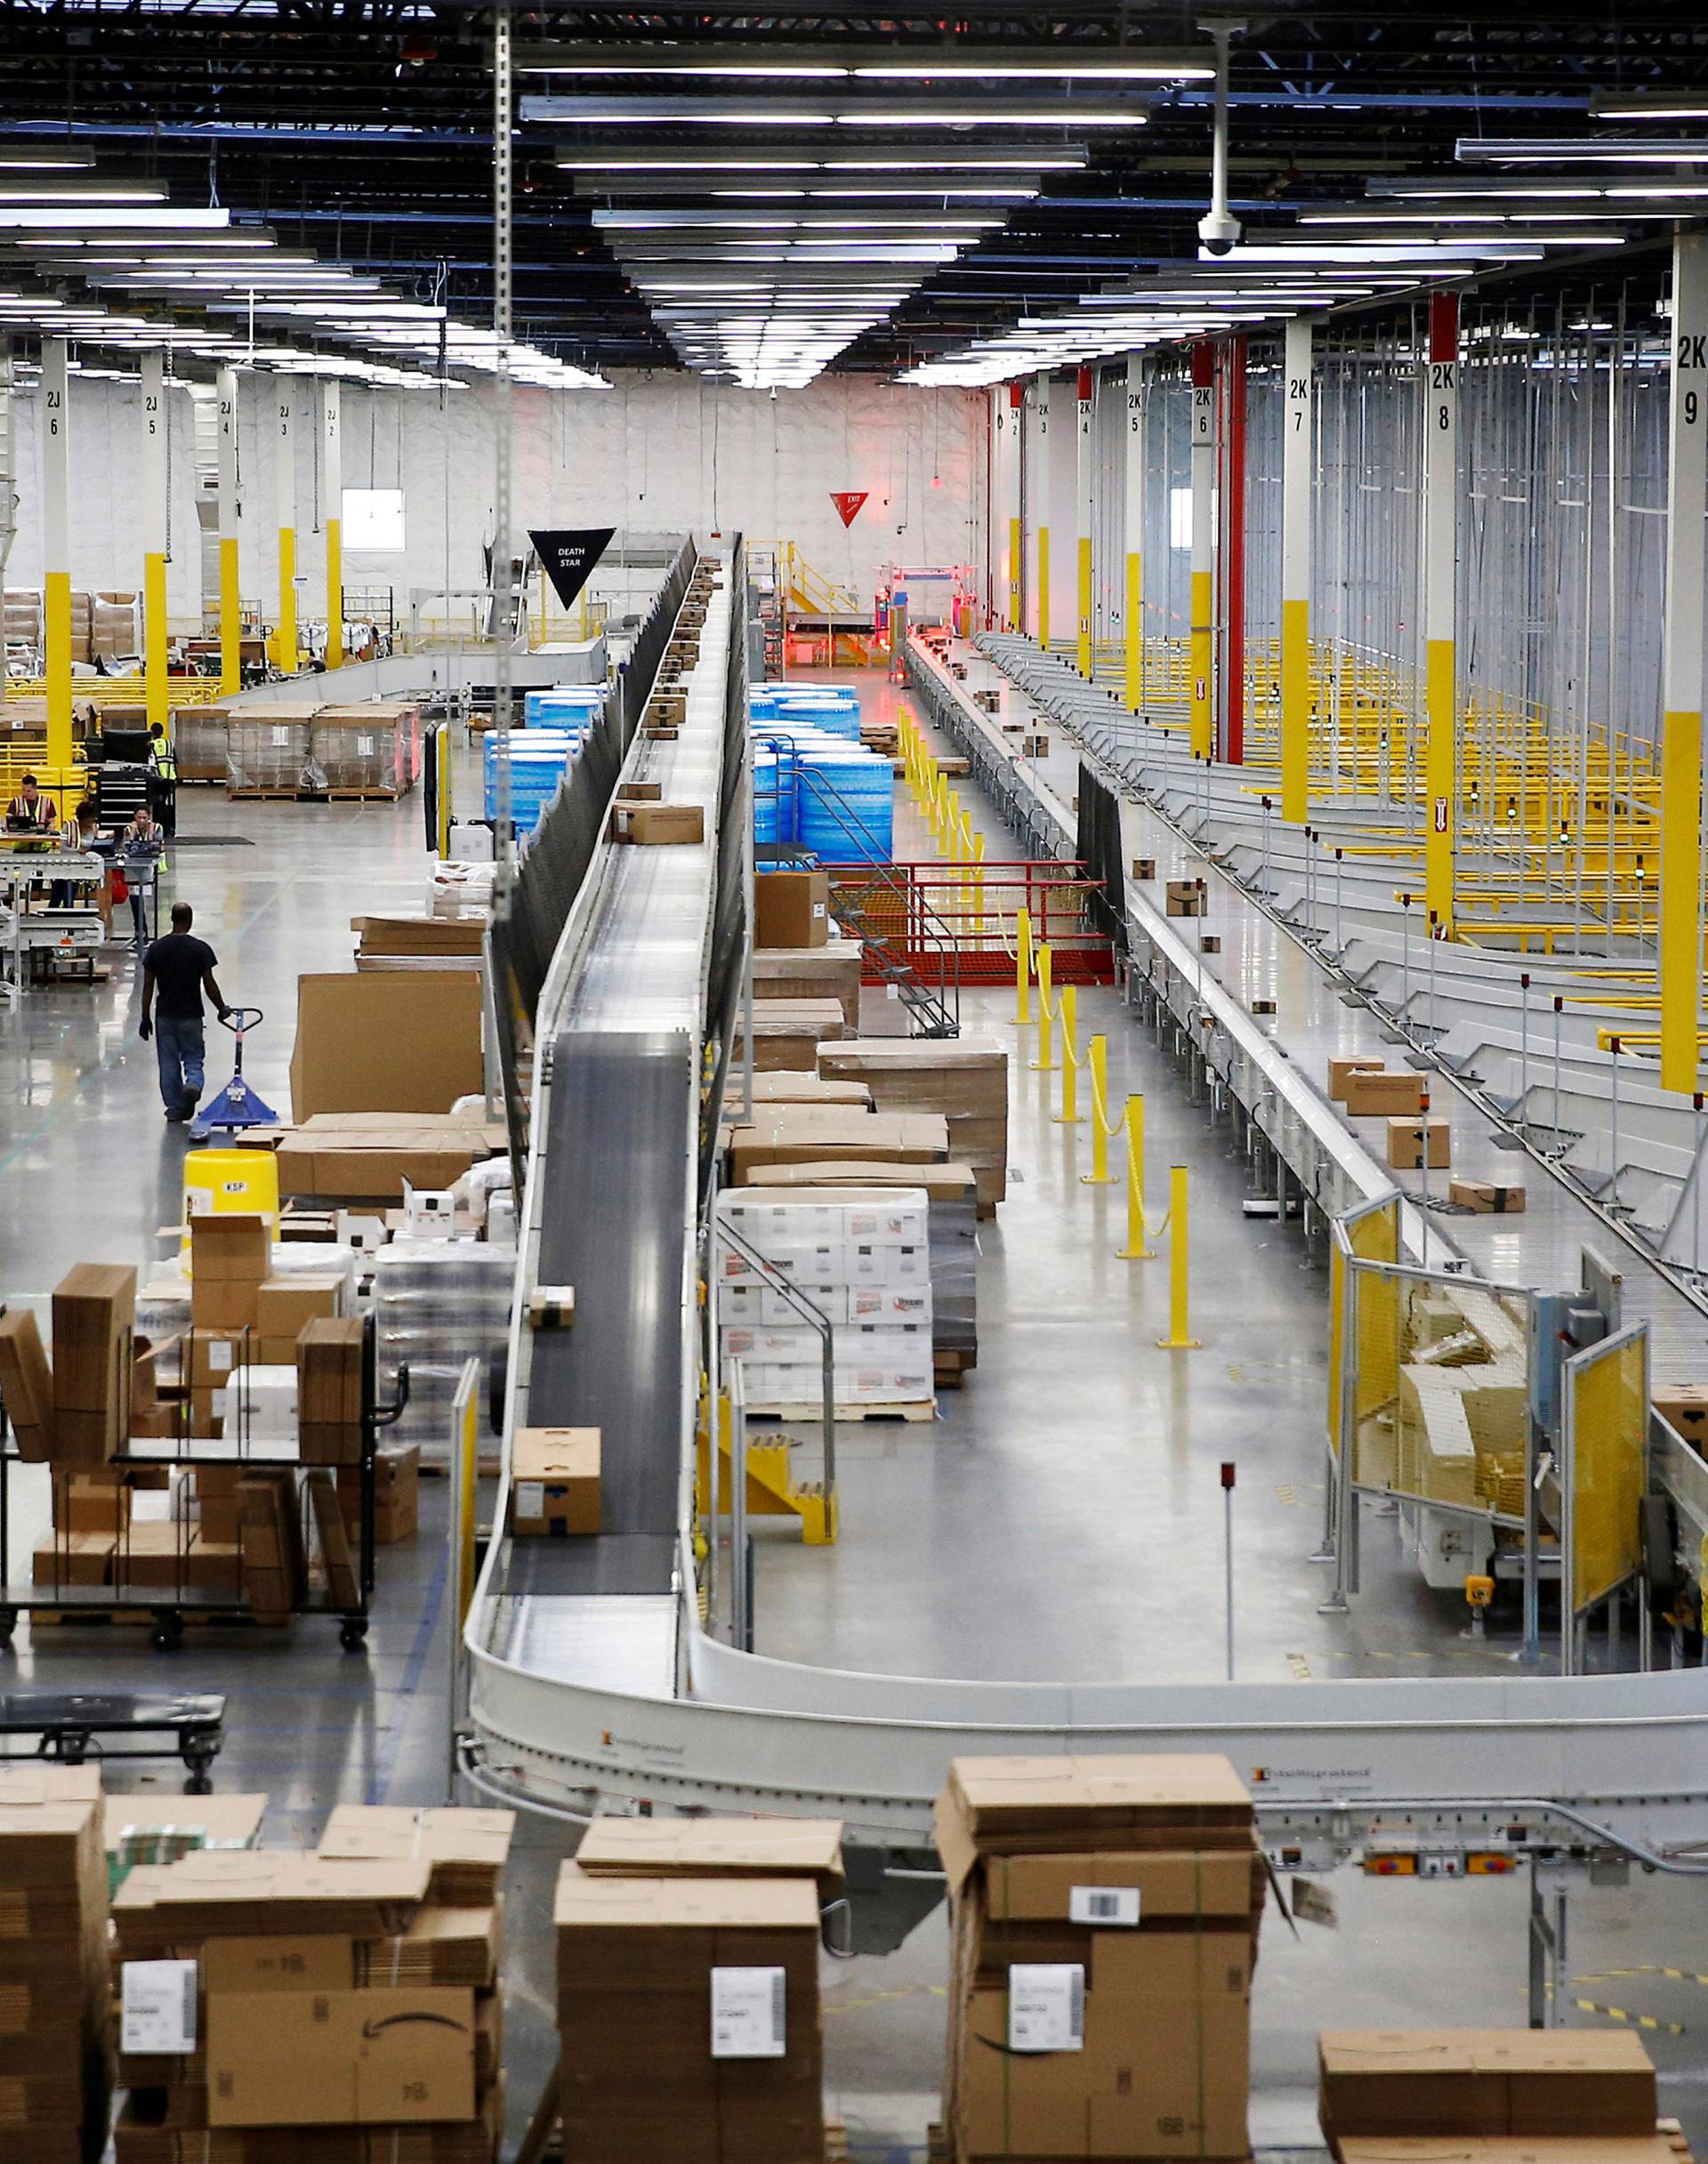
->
[750, 685, 892, 863]
[484, 685, 604, 833]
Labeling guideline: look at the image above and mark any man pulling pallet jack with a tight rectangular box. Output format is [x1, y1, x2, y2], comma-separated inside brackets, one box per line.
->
[138, 902, 233, 1125]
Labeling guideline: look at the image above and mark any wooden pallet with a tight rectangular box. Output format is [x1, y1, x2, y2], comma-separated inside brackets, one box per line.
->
[745, 1399, 937, 1423]
[227, 788, 302, 801]
[536, 2118, 851, 2162]
[319, 786, 407, 802]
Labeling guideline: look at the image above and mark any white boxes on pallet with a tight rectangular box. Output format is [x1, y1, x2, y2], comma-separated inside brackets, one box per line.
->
[713, 1189, 934, 1411]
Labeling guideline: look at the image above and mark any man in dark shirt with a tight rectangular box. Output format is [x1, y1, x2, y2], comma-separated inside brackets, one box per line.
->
[139, 902, 230, 1122]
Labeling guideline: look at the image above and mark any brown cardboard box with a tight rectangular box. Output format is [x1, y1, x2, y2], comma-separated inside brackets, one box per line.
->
[51, 1262, 135, 1465]
[350, 916, 485, 959]
[254, 1275, 344, 1361]
[724, 1074, 871, 1109]
[338, 1444, 419, 1545]
[555, 1863, 824, 2164]
[1386, 1116, 1451, 1170]
[205, 1985, 476, 2127]
[753, 946, 863, 1033]
[1340, 2144, 1675, 2164]
[755, 871, 831, 950]
[616, 780, 663, 803]
[939, 1754, 1255, 1856]
[318, 1806, 514, 1907]
[512, 1428, 601, 1536]
[299, 1317, 365, 1425]
[113, 1522, 189, 1594]
[196, 1466, 246, 1542]
[31, 1532, 113, 1589]
[609, 800, 705, 846]
[1317, 2031, 1657, 2147]
[1131, 857, 1156, 881]
[187, 1330, 246, 1434]
[191, 1215, 270, 1284]
[275, 1113, 504, 1202]
[1164, 880, 1204, 918]
[574, 1816, 843, 1895]
[1653, 1384, 1708, 1450]
[289, 972, 484, 1122]
[727, 1108, 950, 1184]
[184, 1536, 244, 1600]
[1328, 1056, 1385, 1101]
[53, 1469, 132, 1533]
[0, 1309, 54, 1461]
[1450, 1180, 1527, 1214]
[112, 1851, 430, 1954]
[733, 998, 848, 1072]
[1341, 1071, 1428, 1118]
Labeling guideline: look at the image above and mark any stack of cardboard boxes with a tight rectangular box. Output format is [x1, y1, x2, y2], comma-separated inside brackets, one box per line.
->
[937, 1754, 1266, 2164]
[337, 1442, 420, 1546]
[1319, 2028, 1664, 2164]
[113, 1808, 512, 2164]
[555, 1815, 834, 2164]
[817, 1039, 1010, 1216]
[0, 1787, 111, 2164]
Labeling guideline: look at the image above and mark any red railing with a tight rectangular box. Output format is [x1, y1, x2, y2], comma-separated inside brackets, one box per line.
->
[820, 858, 1116, 987]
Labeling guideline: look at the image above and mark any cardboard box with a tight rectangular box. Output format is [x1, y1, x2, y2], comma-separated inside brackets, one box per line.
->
[186, 1330, 246, 1435]
[1131, 857, 1156, 881]
[1341, 1071, 1428, 1118]
[1386, 1116, 1451, 1170]
[275, 1113, 504, 1203]
[1164, 880, 1204, 918]
[609, 800, 705, 847]
[512, 1428, 600, 1536]
[1450, 1180, 1526, 1214]
[53, 1469, 132, 1533]
[0, 1308, 54, 1461]
[51, 1262, 135, 1465]
[755, 871, 831, 950]
[318, 1806, 514, 1907]
[1317, 2031, 1657, 2146]
[191, 1215, 270, 1285]
[205, 1985, 476, 2127]
[753, 945, 862, 1033]
[31, 1532, 112, 1589]
[113, 1522, 190, 1594]
[939, 1755, 1255, 1857]
[289, 972, 484, 1122]
[575, 1817, 843, 1895]
[350, 916, 485, 959]
[1653, 1384, 1708, 1450]
[1328, 1056, 1385, 1101]
[298, 1316, 365, 1467]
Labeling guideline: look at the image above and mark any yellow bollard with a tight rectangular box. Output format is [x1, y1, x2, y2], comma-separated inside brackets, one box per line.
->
[1083, 1035, 1113, 1184]
[1156, 1164, 1202, 1348]
[1116, 1095, 1156, 1258]
[947, 792, 963, 861]
[971, 830, 986, 944]
[1054, 984, 1083, 1124]
[1016, 906, 1033, 1024]
[1032, 945, 1056, 1072]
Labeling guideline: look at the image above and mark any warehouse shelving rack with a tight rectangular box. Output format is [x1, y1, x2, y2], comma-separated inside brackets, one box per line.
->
[0, 1315, 407, 1653]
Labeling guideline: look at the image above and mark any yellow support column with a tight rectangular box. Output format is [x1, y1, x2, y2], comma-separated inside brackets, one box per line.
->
[1124, 352, 1145, 712]
[272, 381, 298, 674]
[41, 338, 73, 776]
[1280, 317, 1314, 824]
[1189, 341, 1215, 759]
[1156, 1166, 1201, 1349]
[216, 366, 242, 696]
[141, 349, 171, 742]
[1660, 233, 1708, 1095]
[1422, 293, 1459, 931]
[321, 382, 343, 670]
[1076, 365, 1094, 680]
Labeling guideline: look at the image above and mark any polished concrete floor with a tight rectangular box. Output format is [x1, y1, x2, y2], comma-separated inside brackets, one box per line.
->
[0, 734, 1704, 2160]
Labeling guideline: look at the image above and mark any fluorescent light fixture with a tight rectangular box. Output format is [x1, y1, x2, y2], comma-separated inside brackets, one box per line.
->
[1591, 93, 1708, 122]
[1454, 136, 1708, 165]
[531, 93, 1141, 125]
[0, 205, 230, 228]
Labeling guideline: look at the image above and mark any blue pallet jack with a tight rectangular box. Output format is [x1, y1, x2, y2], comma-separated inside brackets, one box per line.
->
[189, 1007, 279, 1140]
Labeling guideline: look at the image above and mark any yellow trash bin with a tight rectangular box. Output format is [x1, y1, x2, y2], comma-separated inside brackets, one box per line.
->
[182, 1149, 280, 1252]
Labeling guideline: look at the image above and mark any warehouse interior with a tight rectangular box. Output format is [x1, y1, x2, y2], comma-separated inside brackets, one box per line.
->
[4, 3, 1708, 2161]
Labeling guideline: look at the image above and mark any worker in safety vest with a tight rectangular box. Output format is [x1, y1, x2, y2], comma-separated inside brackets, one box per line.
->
[148, 722, 178, 836]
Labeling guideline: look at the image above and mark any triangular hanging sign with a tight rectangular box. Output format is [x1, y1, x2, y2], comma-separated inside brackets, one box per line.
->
[830, 491, 868, 528]
[528, 527, 616, 610]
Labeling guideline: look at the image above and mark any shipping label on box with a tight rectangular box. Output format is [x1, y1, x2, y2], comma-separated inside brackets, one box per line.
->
[844, 1243, 928, 1286]
[710, 1965, 788, 2060]
[122, 1959, 198, 2055]
[1069, 1886, 1141, 1928]
[1008, 1964, 1085, 2053]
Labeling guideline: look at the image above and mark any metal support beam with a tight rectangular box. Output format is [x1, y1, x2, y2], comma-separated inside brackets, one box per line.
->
[1076, 362, 1094, 680]
[321, 382, 343, 671]
[491, 0, 516, 898]
[1124, 352, 1146, 716]
[1423, 291, 1459, 932]
[1660, 232, 1708, 1098]
[216, 365, 242, 698]
[1189, 339, 1215, 760]
[1001, 380, 1022, 634]
[1222, 334, 1247, 766]
[1281, 316, 1314, 824]
[1034, 374, 1051, 654]
[272, 380, 298, 675]
[141, 350, 170, 740]
[42, 339, 72, 777]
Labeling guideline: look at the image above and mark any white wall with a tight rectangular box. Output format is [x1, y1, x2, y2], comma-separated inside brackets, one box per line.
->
[5, 366, 989, 623]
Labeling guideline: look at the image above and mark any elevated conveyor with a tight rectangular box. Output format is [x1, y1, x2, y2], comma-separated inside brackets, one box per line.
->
[462, 572, 1708, 1889]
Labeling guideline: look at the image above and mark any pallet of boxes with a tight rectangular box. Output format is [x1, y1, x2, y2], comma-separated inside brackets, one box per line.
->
[556, 1814, 840, 2164]
[1318, 2024, 1668, 2164]
[112, 1802, 513, 2163]
[937, 1753, 1266, 2164]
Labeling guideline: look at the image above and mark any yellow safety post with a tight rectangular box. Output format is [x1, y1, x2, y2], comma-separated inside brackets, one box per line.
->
[1055, 985, 1083, 1124]
[1116, 1095, 1156, 1259]
[1083, 1035, 1115, 1184]
[1015, 906, 1033, 1024]
[1156, 1165, 1202, 1349]
[947, 791, 963, 862]
[1032, 944, 1055, 1072]
[971, 829, 987, 944]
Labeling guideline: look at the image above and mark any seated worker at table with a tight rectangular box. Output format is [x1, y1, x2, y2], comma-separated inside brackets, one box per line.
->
[139, 902, 231, 1123]
[119, 806, 165, 946]
[52, 799, 107, 915]
[4, 775, 59, 835]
